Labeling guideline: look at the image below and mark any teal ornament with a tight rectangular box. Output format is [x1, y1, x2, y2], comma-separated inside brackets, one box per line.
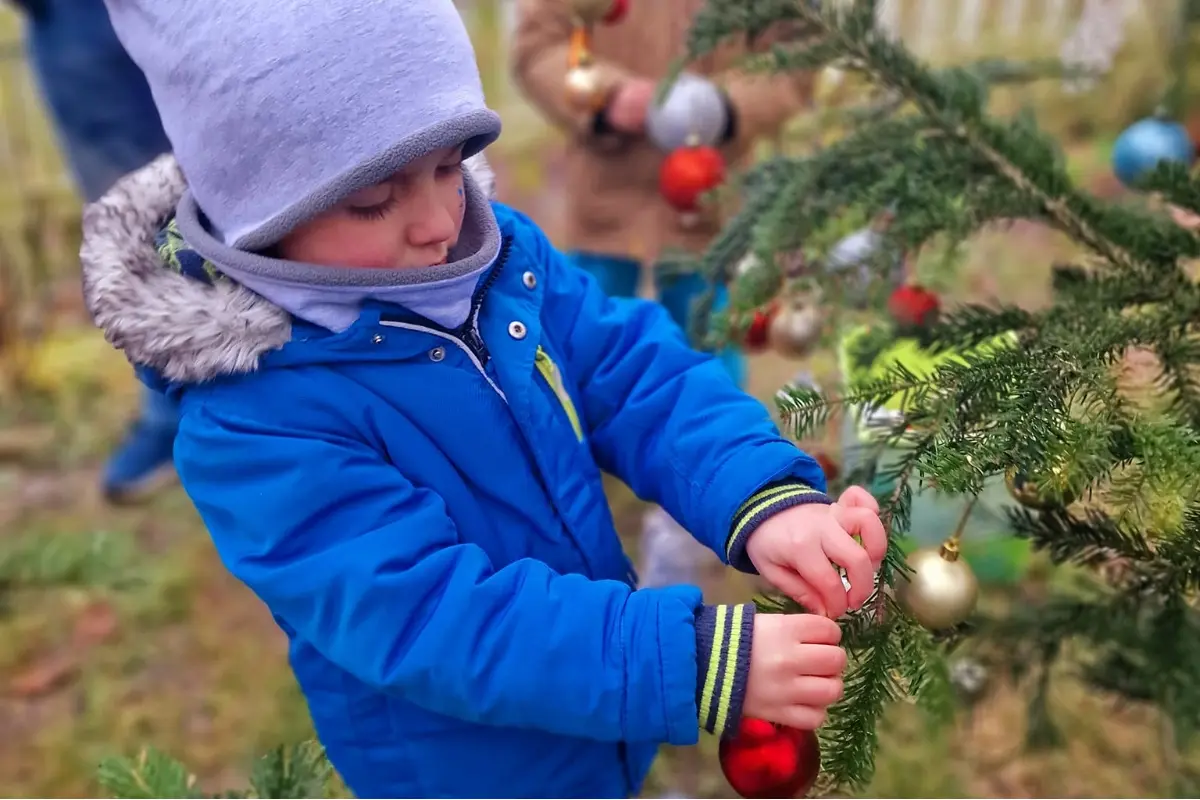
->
[1111, 117, 1195, 188]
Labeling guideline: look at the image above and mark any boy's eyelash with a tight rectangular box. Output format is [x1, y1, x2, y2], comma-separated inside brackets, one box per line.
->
[346, 195, 398, 221]
[345, 163, 460, 220]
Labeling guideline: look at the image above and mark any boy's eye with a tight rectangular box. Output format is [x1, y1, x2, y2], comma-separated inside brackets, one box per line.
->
[345, 183, 393, 209]
[344, 183, 396, 221]
[437, 161, 464, 177]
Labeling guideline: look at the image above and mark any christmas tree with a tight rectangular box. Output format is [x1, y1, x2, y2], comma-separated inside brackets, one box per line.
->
[678, 0, 1200, 794]
[94, 1, 1200, 796]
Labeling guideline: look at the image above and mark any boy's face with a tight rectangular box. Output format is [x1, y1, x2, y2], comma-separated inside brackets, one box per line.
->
[276, 145, 467, 269]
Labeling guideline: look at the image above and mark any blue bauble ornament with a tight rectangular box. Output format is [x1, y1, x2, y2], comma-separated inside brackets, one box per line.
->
[1111, 117, 1195, 187]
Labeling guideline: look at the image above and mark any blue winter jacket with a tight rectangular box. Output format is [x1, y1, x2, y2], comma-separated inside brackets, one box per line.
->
[80, 155, 830, 798]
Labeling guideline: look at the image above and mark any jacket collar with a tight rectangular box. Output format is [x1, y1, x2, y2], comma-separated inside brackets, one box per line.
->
[81, 152, 498, 385]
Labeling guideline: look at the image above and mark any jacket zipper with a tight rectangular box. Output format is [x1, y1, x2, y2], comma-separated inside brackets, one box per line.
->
[379, 321, 507, 400]
[457, 238, 512, 365]
[376, 240, 607, 585]
[378, 239, 513, 400]
[533, 346, 583, 441]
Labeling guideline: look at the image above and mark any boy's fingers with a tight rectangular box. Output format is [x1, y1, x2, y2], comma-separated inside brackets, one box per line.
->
[791, 554, 848, 619]
[761, 565, 826, 616]
[793, 643, 848, 677]
[821, 528, 874, 609]
[789, 614, 842, 645]
[777, 706, 827, 732]
[830, 504, 888, 565]
[791, 676, 844, 708]
[836, 485, 879, 513]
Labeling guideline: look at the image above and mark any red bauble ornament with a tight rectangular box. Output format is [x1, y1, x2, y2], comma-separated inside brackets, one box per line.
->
[719, 718, 821, 799]
[887, 284, 940, 329]
[659, 145, 726, 213]
[602, 0, 628, 23]
[744, 306, 774, 352]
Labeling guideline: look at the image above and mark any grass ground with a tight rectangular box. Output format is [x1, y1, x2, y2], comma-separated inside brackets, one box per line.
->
[2, 4, 1199, 798]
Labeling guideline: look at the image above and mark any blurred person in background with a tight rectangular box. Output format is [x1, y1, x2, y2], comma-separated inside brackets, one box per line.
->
[510, 0, 815, 591]
[11, 0, 176, 503]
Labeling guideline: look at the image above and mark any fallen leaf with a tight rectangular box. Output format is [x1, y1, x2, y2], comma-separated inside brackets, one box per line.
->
[73, 600, 119, 647]
[9, 653, 78, 698]
[0, 425, 56, 463]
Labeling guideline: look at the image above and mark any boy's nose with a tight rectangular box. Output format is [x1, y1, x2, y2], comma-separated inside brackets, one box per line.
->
[406, 193, 458, 248]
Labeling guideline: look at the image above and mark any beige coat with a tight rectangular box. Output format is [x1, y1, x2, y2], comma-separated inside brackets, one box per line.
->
[510, 0, 814, 265]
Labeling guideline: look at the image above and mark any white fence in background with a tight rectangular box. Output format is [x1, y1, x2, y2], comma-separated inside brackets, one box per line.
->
[0, 0, 1165, 196]
[459, 0, 1150, 146]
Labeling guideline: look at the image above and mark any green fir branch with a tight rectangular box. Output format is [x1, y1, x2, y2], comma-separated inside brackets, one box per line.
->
[684, 0, 1200, 789]
[99, 742, 337, 799]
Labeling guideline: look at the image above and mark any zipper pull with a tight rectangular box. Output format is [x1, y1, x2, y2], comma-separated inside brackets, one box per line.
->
[461, 323, 489, 364]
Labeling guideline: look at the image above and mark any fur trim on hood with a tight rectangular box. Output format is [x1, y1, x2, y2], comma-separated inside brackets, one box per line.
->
[80, 152, 498, 385]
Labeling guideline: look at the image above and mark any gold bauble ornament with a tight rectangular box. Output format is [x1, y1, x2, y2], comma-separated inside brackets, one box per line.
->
[767, 301, 822, 359]
[564, 61, 611, 112]
[813, 65, 848, 107]
[566, 0, 617, 25]
[1004, 466, 1074, 510]
[895, 539, 979, 630]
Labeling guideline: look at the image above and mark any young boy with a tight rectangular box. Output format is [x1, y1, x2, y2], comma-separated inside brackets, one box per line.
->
[511, 0, 816, 589]
[81, 1, 885, 796]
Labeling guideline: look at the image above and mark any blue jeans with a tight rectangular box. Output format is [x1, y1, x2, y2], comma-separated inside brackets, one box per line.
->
[568, 251, 747, 389]
[25, 0, 179, 491]
[24, 0, 171, 201]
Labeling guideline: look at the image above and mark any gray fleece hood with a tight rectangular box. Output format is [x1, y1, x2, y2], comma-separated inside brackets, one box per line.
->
[80, 153, 498, 386]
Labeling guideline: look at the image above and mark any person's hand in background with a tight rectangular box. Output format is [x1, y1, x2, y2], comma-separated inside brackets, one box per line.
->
[602, 77, 656, 135]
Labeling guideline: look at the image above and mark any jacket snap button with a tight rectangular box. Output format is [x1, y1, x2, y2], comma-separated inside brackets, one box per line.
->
[508, 321, 527, 340]
[429, 346, 446, 362]
[522, 271, 537, 289]
[372, 334, 384, 344]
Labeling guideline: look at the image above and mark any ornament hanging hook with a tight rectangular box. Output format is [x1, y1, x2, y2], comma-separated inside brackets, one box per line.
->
[941, 494, 979, 560]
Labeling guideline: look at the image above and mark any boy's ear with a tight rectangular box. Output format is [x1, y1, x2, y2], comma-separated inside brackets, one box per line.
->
[464, 153, 496, 200]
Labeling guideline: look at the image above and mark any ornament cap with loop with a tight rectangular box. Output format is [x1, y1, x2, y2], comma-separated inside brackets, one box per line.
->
[566, 0, 623, 27]
[939, 537, 961, 562]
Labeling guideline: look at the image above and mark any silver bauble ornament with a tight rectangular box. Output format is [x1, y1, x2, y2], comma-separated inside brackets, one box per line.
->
[826, 227, 904, 304]
[646, 72, 729, 152]
[895, 540, 979, 631]
[768, 302, 822, 359]
[948, 656, 990, 702]
[827, 228, 884, 274]
[734, 253, 760, 279]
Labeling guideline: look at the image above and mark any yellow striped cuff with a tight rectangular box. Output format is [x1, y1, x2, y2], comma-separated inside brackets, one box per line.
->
[725, 481, 831, 572]
[695, 603, 755, 738]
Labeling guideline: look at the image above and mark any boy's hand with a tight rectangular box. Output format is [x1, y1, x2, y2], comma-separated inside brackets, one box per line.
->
[743, 613, 846, 730]
[604, 78, 656, 134]
[744, 486, 887, 619]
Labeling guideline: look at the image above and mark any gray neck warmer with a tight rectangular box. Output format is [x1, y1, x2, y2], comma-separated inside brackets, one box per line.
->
[175, 161, 502, 332]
